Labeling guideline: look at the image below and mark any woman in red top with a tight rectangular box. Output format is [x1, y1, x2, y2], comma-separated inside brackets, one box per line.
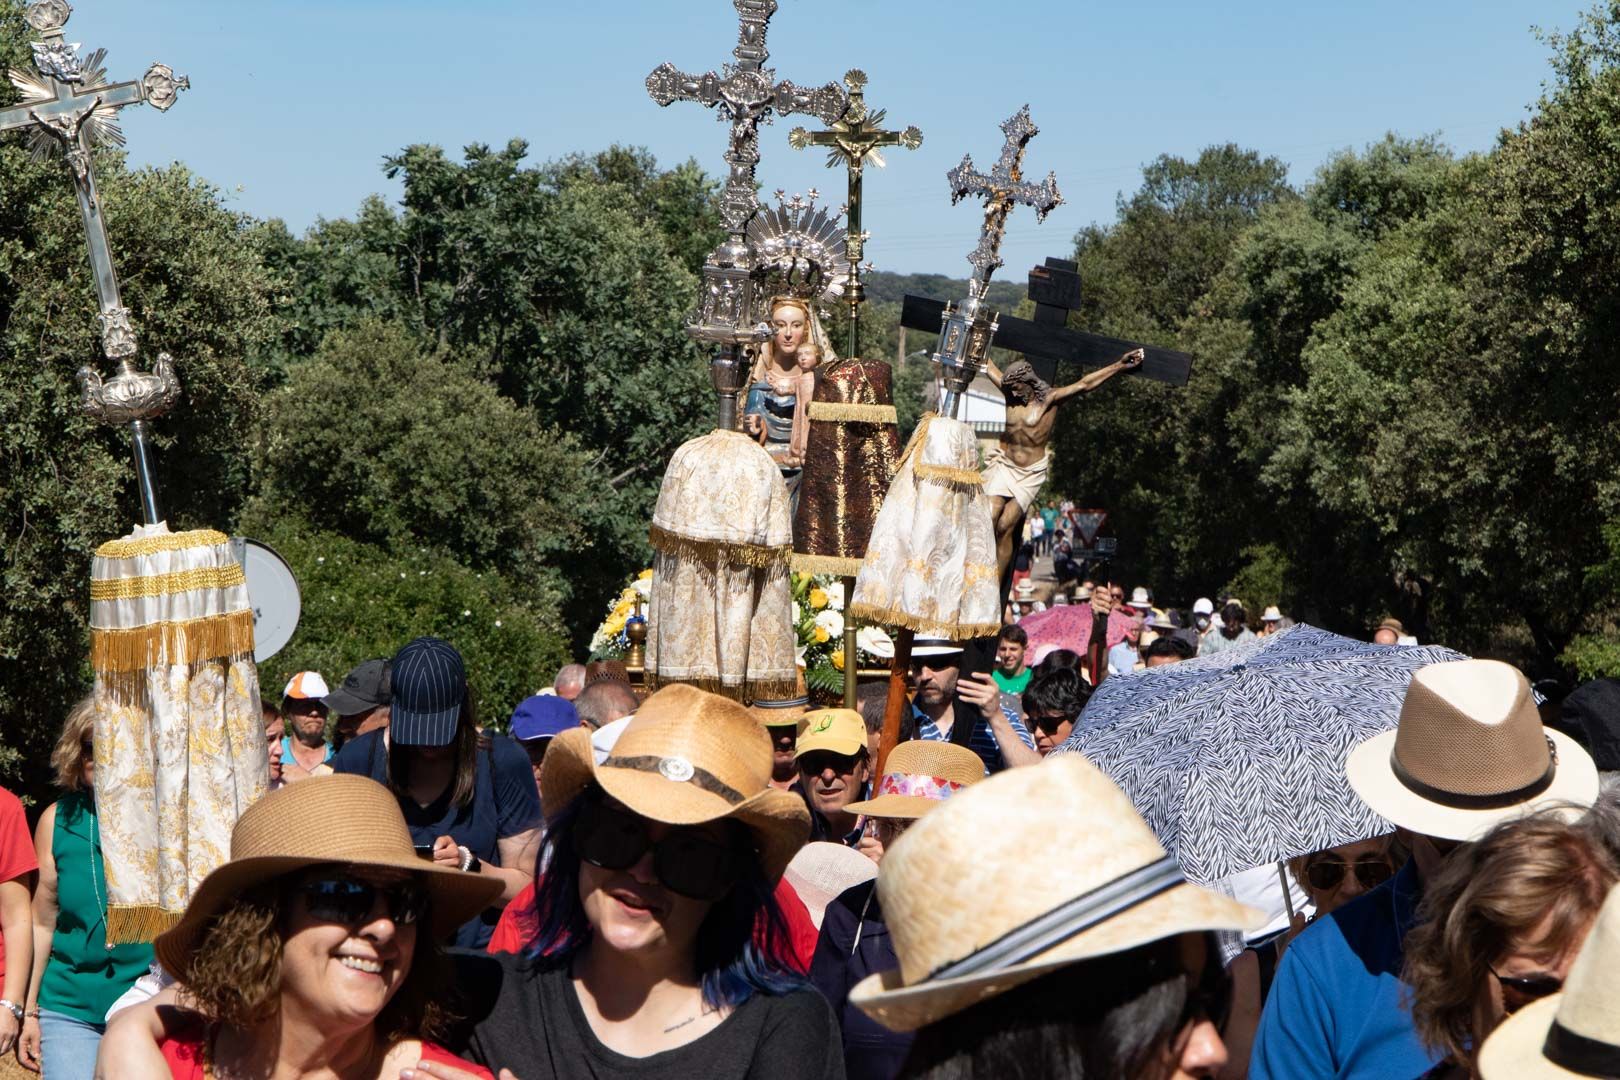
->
[99, 776, 505, 1079]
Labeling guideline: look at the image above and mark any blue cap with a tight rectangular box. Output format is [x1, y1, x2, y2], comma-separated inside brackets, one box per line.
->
[390, 637, 466, 747]
[510, 695, 578, 743]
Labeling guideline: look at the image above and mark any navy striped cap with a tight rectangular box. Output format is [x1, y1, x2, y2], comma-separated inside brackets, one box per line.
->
[390, 637, 466, 747]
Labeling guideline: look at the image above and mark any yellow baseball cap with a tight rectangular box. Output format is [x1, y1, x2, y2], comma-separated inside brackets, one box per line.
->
[794, 709, 869, 759]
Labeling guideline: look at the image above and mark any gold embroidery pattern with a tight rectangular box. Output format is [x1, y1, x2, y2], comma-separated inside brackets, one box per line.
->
[95, 529, 230, 559]
[90, 564, 247, 601]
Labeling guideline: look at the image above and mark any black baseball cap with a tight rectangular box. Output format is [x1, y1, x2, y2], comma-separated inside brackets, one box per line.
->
[323, 659, 392, 717]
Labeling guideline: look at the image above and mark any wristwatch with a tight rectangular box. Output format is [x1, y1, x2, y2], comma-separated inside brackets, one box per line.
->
[0, 1000, 22, 1022]
[456, 845, 482, 874]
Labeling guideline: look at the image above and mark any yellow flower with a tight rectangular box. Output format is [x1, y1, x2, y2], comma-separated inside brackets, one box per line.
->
[809, 588, 829, 610]
[813, 626, 830, 644]
[831, 649, 845, 671]
[637, 568, 654, 581]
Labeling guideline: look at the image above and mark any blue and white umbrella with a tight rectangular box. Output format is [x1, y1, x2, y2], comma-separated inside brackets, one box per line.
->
[1054, 624, 1466, 885]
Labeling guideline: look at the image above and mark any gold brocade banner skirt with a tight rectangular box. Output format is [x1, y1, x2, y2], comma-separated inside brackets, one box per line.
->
[792, 360, 902, 577]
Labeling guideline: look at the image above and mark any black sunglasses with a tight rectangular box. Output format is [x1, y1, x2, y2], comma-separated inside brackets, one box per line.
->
[1489, 964, 1563, 1014]
[295, 877, 428, 928]
[1305, 856, 1394, 892]
[572, 797, 742, 902]
[1026, 712, 1076, 737]
[797, 750, 864, 776]
[1179, 952, 1233, 1031]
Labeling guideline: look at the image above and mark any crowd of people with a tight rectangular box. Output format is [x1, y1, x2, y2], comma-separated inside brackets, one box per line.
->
[0, 560, 1614, 1078]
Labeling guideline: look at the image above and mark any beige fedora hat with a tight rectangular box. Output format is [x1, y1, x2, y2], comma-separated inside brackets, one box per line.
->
[1478, 882, 1620, 1079]
[541, 684, 810, 881]
[850, 756, 1261, 1032]
[1346, 659, 1597, 842]
[845, 740, 985, 819]
[747, 693, 811, 734]
[155, 774, 503, 976]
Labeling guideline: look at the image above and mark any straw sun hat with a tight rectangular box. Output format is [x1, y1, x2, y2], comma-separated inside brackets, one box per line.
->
[541, 684, 811, 881]
[154, 775, 502, 977]
[747, 693, 811, 733]
[1478, 882, 1620, 1079]
[851, 756, 1261, 1032]
[845, 740, 985, 819]
[1346, 659, 1597, 842]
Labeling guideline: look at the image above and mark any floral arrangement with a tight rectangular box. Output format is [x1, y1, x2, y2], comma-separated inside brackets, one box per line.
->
[589, 568, 895, 697]
[588, 570, 652, 659]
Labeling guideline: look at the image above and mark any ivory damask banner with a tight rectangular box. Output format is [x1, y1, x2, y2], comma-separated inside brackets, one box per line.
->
[89, 524, 267, 943]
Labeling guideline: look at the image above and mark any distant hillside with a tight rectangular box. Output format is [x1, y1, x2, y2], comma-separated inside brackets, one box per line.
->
[863, 271, 1026, 310]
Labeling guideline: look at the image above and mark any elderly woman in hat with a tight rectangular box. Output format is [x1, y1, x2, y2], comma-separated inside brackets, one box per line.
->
[95, 775, 503, 1078]
[852, 756, 1259, 1078]
[809, 740, 984, 1080]
[412, 684, 839, 1079]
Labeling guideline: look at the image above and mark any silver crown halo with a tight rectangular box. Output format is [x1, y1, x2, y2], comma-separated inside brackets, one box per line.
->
[747, 189, 848, 307]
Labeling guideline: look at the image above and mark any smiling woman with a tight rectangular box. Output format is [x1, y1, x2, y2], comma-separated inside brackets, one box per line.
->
[94, 776, 504, 1079]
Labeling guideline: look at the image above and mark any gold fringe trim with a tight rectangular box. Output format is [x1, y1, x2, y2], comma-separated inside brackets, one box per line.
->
[807, 402, 898, 424]
[91, 563, 246, 601]
[846, 601, 1002, 641]
[643, 673, 802, 702]
[106, 904, 183, 945]
[95, 529, 230, 560]
[893, 414, 935, 475]
[90, 608, 256, 673]
[789, 552, 867, 577]
[648, 524, 791, 570]
[914, 463, 984, 488]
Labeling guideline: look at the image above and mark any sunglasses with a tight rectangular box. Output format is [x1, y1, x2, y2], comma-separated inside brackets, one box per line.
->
[295, 877, 428, 928]
[1177, 954, 1233, 1032]
[1488, 964, 1563, 1014]
[797, 750, 864, 777]
[1026, 712, 1075, 737]
[1305, 855, 1394, 892]
[572, 797, 742, 902]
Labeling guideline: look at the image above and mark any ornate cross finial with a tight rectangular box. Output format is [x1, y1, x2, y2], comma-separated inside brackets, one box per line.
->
[645, 0, 848, 429]
[787, 69, 921, 358]
[946, 105, 1062, 291]
[1, 0, 190, 524]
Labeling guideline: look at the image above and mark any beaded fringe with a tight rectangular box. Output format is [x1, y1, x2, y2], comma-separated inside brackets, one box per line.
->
[648, 524, 791, 570]
[807, 401, 898, 424]
[106, 903, 182, 945]
[789, 552, 867, 577]
[642, 672, 803, 702]
[846, 601, 1002, 642]
[89, 609, 256, 674]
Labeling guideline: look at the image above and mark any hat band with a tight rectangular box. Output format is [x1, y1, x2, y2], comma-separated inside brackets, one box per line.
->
[1544, 1018, 1620, 1077]
[876, 772, 965, 801]
[1389, 743, 1557, 810]
[601, 755, 747, 805]
[928, 855, 1184, 983]
[755, 696, 810, 710]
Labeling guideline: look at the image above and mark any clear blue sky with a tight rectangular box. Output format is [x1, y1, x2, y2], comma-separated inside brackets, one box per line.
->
[82, 0, 1585, 276]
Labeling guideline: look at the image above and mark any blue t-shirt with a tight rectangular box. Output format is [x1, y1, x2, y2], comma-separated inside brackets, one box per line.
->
[280, 735, 333, 766]
[911, 704, 1034, 774]
[1250, 860, 1437, 1080]
[330, 730, 540, 948]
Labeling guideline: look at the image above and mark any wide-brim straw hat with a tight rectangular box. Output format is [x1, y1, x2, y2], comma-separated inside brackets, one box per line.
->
[851, 756, 1261, 1032]
[1478, 883, 1620, 1079]
[1347, 659, 1597, 842]
[541, 684, 810, 882]
[155, 775, 502, 976]
[845, 739, 985, 819]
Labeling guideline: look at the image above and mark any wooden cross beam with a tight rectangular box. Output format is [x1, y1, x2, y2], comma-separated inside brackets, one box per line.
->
[902, 258, 1195, 387]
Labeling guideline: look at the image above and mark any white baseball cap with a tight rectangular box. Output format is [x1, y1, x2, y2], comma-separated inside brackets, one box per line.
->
[282, 671, 330, 700]
[1192, 598, 1214, 616]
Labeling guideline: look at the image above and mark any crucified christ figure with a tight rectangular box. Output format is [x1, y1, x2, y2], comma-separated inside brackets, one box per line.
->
[983, 347, 1144, 578]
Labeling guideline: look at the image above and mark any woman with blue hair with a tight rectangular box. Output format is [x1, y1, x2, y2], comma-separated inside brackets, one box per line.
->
[414, 684, 839, 1080]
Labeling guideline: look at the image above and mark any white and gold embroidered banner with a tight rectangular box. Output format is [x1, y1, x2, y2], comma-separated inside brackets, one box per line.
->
[849, 414, 1002, 640]
[89, 523, 267, 943]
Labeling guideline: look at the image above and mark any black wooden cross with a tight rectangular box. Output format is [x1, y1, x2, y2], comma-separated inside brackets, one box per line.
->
[901, 257, 1194, 386]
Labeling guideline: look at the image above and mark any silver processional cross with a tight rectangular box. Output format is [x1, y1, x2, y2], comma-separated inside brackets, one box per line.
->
[646, 0, 847, 430]
[934, 106, 1063, 418]
[0, 0, 191, 525]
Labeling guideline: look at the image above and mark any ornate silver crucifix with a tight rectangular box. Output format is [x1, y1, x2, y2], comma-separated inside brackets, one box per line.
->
[933, 106, 1062, 418]
[1, 0, 190, 524]
[789, 69, 922, 360]
[646, 0, 847, 430]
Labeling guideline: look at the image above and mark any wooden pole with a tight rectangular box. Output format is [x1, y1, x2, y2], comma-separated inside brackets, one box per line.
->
[841, 575, 859, 709]
[877, 627, 915, 774]
[1086, 603, 1109, 688]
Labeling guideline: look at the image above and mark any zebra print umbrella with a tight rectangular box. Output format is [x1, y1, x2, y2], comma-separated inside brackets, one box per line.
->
[1053, 624, 1466, 885]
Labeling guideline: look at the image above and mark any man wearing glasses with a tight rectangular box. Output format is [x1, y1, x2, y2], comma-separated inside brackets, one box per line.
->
[907, 639, 1039, 773]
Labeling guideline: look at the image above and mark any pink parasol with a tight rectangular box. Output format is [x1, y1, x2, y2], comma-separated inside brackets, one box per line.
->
[1019, 604, 1135, 659]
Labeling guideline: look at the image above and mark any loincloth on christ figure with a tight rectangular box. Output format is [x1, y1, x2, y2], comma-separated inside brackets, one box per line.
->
[981, 446, 1051, 513]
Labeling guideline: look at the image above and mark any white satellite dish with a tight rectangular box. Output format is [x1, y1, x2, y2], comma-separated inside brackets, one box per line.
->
[230, 537, 301, 663]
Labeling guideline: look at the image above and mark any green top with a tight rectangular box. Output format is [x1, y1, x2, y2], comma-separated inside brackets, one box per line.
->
[992, 668, 1032, 696]
[38, 792, 153, 1024]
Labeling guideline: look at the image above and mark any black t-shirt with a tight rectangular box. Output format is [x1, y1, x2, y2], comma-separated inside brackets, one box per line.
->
[448, 950, 846, 1080]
